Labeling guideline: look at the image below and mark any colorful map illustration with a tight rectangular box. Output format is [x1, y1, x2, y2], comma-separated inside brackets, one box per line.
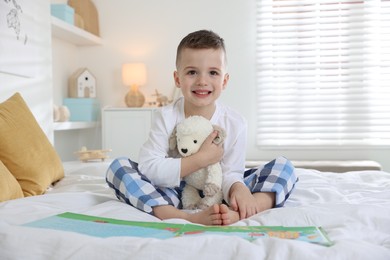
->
[24, 212, 333, 246]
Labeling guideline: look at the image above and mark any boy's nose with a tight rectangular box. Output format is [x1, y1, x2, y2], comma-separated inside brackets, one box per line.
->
[197, 80, 207, 86]
[196, 74, 207, 86]
[181, 148, 188, 154]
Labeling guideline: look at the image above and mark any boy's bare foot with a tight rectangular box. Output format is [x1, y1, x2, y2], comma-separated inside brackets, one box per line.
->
[153, 204, 224, 225]
[187, 204, 223, 225]
[219, 204, 240, 225]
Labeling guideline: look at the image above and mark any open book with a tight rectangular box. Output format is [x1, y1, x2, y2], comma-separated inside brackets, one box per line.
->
[24, 212, 333, 246]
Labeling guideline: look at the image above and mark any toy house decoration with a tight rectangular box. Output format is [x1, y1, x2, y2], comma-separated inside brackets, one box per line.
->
[68, 68, 96, 98]
[65, 68, 100, 122]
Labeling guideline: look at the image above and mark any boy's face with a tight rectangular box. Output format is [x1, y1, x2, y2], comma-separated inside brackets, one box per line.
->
[174, 48, 229, 114]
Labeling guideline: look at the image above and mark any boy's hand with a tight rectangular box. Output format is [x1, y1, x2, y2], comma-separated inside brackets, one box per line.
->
[197, 130, 224, 166]
[229, 182, 262, 219]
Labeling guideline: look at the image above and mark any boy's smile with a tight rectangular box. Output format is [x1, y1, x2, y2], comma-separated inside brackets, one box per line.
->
[192, 89, 212, 97]
[174, 48, 229, 118]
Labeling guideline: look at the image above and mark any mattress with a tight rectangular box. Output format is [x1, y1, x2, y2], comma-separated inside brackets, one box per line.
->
[0, 160, 389, 260]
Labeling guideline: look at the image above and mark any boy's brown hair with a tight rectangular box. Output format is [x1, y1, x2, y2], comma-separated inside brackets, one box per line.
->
[176, 30, 227, 68]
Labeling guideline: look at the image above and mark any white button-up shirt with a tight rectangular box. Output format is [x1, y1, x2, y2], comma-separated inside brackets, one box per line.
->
[138, 97, 247, 204]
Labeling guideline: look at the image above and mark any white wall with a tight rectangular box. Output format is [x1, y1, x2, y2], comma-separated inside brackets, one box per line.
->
[0, 1, 53, 141]
[53, 0, 389, 171]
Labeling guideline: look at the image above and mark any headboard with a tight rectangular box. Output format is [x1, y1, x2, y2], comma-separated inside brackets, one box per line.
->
[245, 160, 382, 173]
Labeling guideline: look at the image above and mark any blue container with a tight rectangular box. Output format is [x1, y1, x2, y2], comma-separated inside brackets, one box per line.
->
[63, 98, 100, 122]
[51, 4, 74, 25]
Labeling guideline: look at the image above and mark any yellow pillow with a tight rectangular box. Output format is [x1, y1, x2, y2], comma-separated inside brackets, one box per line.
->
[0, 160, 24, 202]
[0, 93, 64, 196]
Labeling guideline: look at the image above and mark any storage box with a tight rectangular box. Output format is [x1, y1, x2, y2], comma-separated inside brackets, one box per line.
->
[63, 98, 100, 122]
[51, 4, 74, 25]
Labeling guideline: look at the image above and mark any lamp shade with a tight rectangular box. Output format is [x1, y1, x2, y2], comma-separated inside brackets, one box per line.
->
[122, 63, 147, 86]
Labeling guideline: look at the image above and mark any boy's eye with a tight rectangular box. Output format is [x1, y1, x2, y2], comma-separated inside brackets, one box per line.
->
[187, 70, 197, 75]
[210, 70, 219, 76]
[193, 140, 197, 144]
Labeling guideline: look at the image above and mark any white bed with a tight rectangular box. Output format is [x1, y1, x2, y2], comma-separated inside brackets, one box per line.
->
[1, 160, 390, 260]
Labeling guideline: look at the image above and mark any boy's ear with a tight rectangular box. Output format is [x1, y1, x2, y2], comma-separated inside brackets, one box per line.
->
[169, 127, 178, 150]
[212, 125, 226, 144]
[222, 73, 229, 90]
[173, 71, 181, 87]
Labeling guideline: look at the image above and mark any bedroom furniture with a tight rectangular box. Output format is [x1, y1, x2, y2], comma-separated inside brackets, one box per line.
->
[1, 94, 389, 258]
[51, 15, 102, 46]
[1, 160, 389, 259]
[245, 160, 382, 173]
[51, 17, 102, 130]
[102, 107, 156, 160]
[53, 121, 99, 131]
[51, 15, 103, 161]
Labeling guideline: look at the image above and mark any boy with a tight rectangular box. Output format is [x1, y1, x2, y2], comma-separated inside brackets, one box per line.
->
[106, 30, 297, 225]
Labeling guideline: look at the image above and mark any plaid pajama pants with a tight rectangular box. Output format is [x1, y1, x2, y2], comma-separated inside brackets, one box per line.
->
[106, 156, 298, 214]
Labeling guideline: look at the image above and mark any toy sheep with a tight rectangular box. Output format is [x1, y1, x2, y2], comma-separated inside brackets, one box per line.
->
[169, 115, 226, 210]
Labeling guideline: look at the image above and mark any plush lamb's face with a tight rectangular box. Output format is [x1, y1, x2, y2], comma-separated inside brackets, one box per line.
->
[177, 135, 204, 157]
[176, 116, 213, 157]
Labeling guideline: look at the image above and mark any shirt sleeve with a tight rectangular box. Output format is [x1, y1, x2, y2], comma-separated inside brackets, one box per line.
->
[220, 117, 248, 204]
[138, 109, 182, 188]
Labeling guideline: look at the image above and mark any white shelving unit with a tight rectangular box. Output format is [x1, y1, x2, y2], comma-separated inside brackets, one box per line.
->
[51, 16, 103, 131]
[54, 121, 99, 131]
[51, 16, 103, 46]
[51, 14, 104, 161]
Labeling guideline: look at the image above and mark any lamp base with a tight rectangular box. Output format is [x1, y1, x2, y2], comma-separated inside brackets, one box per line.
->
[125, 90, 145, 107]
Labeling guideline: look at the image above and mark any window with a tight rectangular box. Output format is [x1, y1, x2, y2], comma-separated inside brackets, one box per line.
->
[256, 0, 390, 148]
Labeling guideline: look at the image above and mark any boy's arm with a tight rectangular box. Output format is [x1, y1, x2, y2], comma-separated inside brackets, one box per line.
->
[179, 130, 224, 178]
[138, 110, 182, 188]
[221, 120, 248, 204]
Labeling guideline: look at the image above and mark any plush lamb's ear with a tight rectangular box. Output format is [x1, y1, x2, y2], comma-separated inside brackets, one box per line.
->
[169, 127, 178, 150]
[212, 125, 226, 144]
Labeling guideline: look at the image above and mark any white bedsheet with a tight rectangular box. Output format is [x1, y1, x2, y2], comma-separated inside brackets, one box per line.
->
[1, 161, 389, 260]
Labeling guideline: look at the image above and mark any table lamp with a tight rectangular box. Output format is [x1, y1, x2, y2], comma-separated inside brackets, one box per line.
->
[122, 63, 146, 107]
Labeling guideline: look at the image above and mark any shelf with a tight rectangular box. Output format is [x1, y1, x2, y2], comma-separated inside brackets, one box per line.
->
[51, 16, 103, 46]
[54, 121, 99, 131]
[103, 106, 157, 112]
